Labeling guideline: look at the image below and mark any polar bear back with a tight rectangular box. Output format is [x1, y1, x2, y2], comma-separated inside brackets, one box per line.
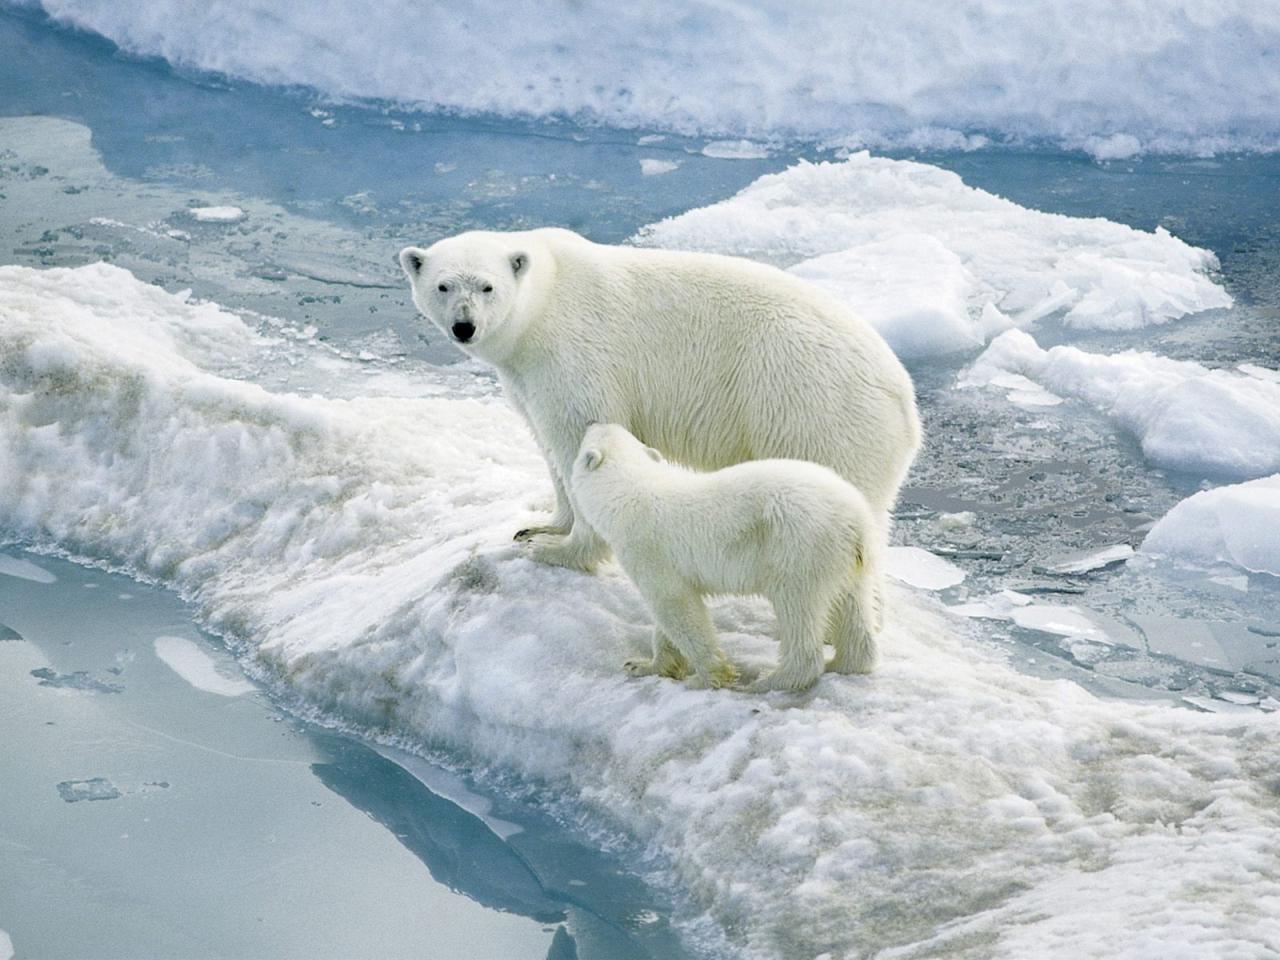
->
[515, 232, 920, 515]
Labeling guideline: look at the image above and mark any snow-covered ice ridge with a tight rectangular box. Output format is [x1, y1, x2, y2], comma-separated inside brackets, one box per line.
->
[637, 154, 1231, 358]
[23, 0, 1280, 156]
[4, 262, 1280, 959]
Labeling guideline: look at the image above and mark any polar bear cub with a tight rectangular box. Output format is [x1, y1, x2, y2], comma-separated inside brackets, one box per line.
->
[572, 423, 879, 693]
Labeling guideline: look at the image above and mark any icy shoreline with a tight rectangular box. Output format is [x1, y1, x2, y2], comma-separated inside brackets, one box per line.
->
[19, 0, 1280, 157]
[2, 262, 1278, 958]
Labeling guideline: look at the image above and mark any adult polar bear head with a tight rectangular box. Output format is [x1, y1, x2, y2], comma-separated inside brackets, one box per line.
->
[399, 230, 565, 363]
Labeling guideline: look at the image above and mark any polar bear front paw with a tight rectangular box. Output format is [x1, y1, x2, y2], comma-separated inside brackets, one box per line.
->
[624, 656, 689, 680]
[523, 533, 599, 573]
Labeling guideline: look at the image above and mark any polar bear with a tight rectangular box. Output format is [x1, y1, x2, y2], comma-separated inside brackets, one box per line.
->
[571, 423, 879, 692]
[400, 227, 920, 674]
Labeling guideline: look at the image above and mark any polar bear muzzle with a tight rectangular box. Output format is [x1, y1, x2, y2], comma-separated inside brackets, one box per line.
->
[451, 320, 476, 343]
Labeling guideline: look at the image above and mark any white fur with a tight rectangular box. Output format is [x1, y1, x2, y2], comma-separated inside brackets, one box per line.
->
[572, 424, 879, 692]
[400, 227, 920, 673]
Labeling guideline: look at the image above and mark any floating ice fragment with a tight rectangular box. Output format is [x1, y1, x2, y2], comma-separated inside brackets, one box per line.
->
[0, 623, 22, 641]
[639, 158, 679, 176]
[153, 636, 255, 697]
[0, 555, 57, 584]
[189, 205, 246, 223]
[885, 546, 966, 590]
[701, 139, 770, 159]
[0, 928, 11, 960]
[1042, 544, 1134, 575]
[964, 331, 1280, 479]
[1143, 474, 1280, 576]
[56, 778, 122, 802]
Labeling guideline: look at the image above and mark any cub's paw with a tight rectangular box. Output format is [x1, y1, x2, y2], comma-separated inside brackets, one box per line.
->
[746, 667, 820, 694]
[624, 657, 659, 678]
[684, 659, 739, 690]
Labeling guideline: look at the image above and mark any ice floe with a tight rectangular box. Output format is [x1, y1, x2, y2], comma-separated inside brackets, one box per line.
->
[1142, 474, 1280, 578]
[1, 263, 1278, 959]
[0, 554, 56, 584]
[964, 329, 1280, 479]
[637, 154, 1230, 357]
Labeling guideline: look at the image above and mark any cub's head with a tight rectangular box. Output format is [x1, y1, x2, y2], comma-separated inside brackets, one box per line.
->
[399, 232, 532, 361]
[573, 423, 664, 486]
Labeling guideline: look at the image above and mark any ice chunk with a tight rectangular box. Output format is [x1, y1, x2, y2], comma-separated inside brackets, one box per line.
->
[638, 155, 1230, 358]
[638, 158, 679, 176]
[153, 636, 256, 697]
[56, 777, 122, 802]
[789, 235, 982, 358]
[1142, 474, 1280, 577]
[188, 205, 245, 223]
[885, 546, 966, 590]
[0, 554, 57, 583]
[1042, 544, 1134, 575]
[700, 139, 770, 159]
[0, 928, 12, 960]
[0, 623, 23, 642]
[30, 2, 1280, 155]
[964, 330, 1280, 479]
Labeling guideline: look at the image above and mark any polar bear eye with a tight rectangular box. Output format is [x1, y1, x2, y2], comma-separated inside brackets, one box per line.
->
[437, 283, 449, 293]
[482, 283, 494, 293]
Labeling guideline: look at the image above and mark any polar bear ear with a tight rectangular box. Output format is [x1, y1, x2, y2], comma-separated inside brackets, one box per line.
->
[644, 446, 663, 462]
[400, 246, 427, 278]
[510, 251, 529, 277]
[581, 448, 604, 471]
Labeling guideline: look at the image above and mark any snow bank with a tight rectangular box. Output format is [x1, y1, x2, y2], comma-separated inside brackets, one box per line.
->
[963, 329, 1280, 479]
[26, 0, 1280, 155]
[1143, 475, 1280, 577]
[3, 264, 1280, 959]
[637, 155, 1230, 357]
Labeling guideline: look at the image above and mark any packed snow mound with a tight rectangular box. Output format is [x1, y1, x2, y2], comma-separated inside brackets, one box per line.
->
[1143, 475, 1280, 577]
[636, 155, 1230, 358]
[3, 264, 1280, 959]
[963, 329, 1280, 480]
[24, 0, 1280, 155]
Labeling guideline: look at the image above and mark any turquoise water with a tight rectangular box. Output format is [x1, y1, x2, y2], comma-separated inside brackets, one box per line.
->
[0, 550, 693, 959]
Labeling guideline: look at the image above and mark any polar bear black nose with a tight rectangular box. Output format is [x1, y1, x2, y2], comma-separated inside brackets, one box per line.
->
[452, 321, 476, 342]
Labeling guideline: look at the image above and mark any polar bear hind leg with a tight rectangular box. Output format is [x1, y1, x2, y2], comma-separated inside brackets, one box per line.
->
[748, 592, 829, 693]
[826, 546, 881, 675]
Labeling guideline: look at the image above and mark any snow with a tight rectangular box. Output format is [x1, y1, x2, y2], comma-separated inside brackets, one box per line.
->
[0, 929, 11, 960]
[0, 554, 57, 584]
[29, 1, 1280, 155]
[637, 154, 1230, 358]
[2, 262, 1279, 958]
[188, 205, 246, 223]
[964, 330, 1280, 479]
[153, 636, 256, 697]
[1142, 474, 1280, 577]
[884, 546, 965, 591]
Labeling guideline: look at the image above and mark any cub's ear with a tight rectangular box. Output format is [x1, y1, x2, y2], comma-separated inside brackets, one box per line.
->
[510, 251, 529, 277]
[580, 448, 604, 471]
[644, 446, 663, 462]
[399, 246, 427, 278]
